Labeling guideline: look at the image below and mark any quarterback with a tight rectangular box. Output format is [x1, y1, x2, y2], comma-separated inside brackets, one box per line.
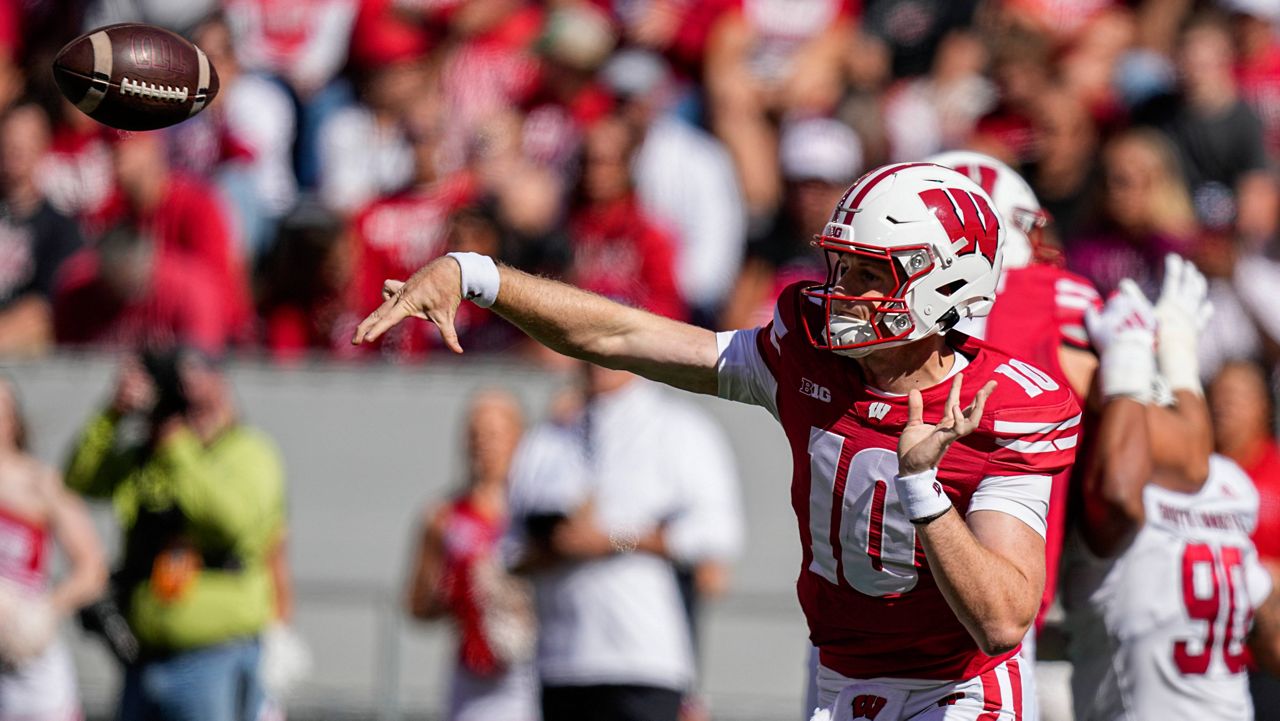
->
[355, 162, 1080, 719]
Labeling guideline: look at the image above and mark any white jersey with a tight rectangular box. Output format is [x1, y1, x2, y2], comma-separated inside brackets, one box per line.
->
[1063, 454, 1273, 721]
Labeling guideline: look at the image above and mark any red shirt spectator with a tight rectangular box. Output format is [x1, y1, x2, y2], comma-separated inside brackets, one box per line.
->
[53, 230, 230, 354]
[95, 174, 251, 338]
[1209, 360, 1280, 565]
[569, 197, 686, 321]
[41, 121, 115, 232]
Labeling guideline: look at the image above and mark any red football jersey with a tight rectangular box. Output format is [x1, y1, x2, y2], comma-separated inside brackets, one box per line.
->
[982, 265, 1099, 391]
[439, 497, 508, 676]
[719, 283, 1081, 679]
[978, 264, 1100, 631]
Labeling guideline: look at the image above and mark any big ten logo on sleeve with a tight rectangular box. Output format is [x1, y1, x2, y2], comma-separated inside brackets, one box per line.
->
[806, 444, 919, 595]
[801, 378, 832, 403]
[918, 187, 1000, 264]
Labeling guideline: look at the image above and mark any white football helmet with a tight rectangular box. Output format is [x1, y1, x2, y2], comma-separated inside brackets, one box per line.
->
[926, 150, 1047, 270]
[803, 162, 1005, 358]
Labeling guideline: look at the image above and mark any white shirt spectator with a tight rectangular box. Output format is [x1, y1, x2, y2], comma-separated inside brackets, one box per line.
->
[634, 117, 746, 314]
[505, 379, 742, 690]
[224, 0, 357, 94]
[223, 74, 298, 218]
[318, 106, 413, 216]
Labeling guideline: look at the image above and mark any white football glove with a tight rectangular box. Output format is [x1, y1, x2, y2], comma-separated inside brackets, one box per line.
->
[0, 581, 57, 667]
[1085, 279, 1157, 402]
[1155, 254, 1212, 395]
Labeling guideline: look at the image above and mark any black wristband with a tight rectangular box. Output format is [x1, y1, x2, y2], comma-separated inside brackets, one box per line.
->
[909, 506, 952, 526]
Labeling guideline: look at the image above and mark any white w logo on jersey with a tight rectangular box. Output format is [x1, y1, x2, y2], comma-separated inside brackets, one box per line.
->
[868, 402, 891, 421]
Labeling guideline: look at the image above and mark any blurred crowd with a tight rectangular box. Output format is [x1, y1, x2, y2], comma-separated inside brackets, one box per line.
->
[0, 0, 1274, 379]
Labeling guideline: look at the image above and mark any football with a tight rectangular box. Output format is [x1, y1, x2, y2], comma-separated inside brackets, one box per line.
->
[52, 23, 219, 131]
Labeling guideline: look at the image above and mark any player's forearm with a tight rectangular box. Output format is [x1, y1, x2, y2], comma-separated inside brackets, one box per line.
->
[917, 510, 1041, 656]
[1146, 389, 1212, 492]
[1082, 397, 1152, 557]
[493, 266, 719, 394]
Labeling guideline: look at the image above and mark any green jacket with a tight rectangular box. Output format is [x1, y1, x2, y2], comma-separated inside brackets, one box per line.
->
[65, 411, 285, 652]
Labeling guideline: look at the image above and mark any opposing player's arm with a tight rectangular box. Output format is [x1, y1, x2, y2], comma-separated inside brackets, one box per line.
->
[1145, 389, 1212, 492]
[1079, 395, 1152, 558]
[354, 257, 720, 395]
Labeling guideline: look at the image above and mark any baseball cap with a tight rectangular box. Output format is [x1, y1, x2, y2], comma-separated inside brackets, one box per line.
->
[779, 118, 864, 184]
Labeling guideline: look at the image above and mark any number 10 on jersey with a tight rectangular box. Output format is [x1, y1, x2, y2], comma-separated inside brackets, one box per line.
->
[808, 429, 921, 596]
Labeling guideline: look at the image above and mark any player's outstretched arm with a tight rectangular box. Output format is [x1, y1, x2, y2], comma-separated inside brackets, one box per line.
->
[1146, 254, 1214, 491]
[353, 255, 720, 395]
[896, 376, 1044, 656]
[1079, 279, 1157, 557]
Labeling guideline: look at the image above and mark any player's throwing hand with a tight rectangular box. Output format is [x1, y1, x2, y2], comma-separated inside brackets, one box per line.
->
[352, 257, 465, 353]
[898, 375, 997, 475]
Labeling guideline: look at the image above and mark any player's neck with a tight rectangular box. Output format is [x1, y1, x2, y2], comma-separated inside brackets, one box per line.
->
[856, 335, 955, 395]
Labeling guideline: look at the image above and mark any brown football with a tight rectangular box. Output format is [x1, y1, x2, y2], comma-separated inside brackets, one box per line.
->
[52, 23, 219, 132]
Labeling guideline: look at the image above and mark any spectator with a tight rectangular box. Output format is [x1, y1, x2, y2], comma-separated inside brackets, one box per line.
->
[0, 375, 108, 721]
[1065, 128, 1197, 298]
[223, 0, 359, 189]
[721, 117, 861, 330]
[82, 0, 218, 35]
[40, 98, 116, 231]
[859, 0, 981, 80]
[171, 14, 299, 261]
[96, 130, 252, 340]
[258, 204, 353, 362]
[703, 0, 854, 221]
[567, 116, 685, 321]
[0, 102, 82, 356]
[53, 224, 231, 353]
[64, 349, 287, 721]
[316, 50, 425, 216]
[406, 389, 537, 721]
[971, 26, 1054, 164]
[506, 363, 739, 721]
[1025, 85, 1101, 243]
[881, 30, 996, 162]
[1230, 0, 1280, 159]
[605, 50, 746, 326]
[1133, 11, 1278, 246]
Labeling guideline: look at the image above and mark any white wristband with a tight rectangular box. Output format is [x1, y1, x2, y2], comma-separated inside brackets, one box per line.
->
[1157, 326, 1203, 396]
[895, 467, 953, 522]
[446, 252, 500, 308]
[1099, 333, 1156, 402]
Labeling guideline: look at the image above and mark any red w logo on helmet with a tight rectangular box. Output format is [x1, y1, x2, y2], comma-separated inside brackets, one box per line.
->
[918, 188, 1000, 265]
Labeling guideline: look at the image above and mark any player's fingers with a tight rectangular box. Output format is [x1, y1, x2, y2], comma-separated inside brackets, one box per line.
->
[946, 374, 963, 411]
[382, 279, 405, 301]
[1117, 278, 1150, 310]
[962, 380, 998, 432]
[428, 307, 465, 354]
[907, 389, 924, 426]
[353, 298, 405, 345]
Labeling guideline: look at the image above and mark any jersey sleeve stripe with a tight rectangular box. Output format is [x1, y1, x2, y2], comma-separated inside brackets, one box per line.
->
[1054, 294, 1097, 310]
[1055, 277, 1100, 298]
[993, 413, 1082, 435]
[996, 435, 1078, 453]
